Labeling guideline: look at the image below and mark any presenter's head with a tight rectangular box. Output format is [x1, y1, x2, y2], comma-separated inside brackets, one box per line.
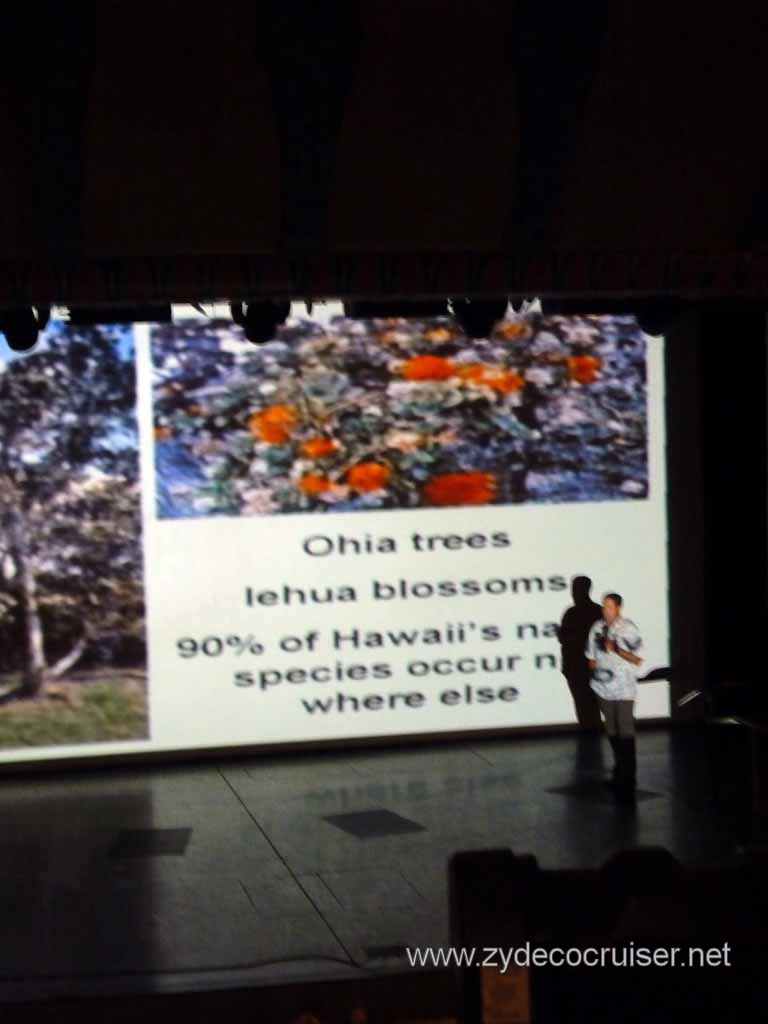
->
[602, 593, 623, 623]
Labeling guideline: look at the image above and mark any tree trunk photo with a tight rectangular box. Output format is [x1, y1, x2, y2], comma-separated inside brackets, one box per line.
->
[9, 506, 48, 700]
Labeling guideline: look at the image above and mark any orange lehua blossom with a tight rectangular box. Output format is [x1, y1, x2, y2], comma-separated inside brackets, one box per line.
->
[566, 355, 601, 384]
[299, 474, 334, 495]
[301, 436, 339, 458]
[400, 355, 455, 380]
[347, 461, 392, 492]
[423, 471, 497, 506]
[423, 326, 454, 344]
[454, 362, 488, 382]
[496, 320, 528, 340]
[248, 404, 298, 443]
[454, 364, 524, 392]
[484, 369, 524, 393]
[378, 329, 401, 345]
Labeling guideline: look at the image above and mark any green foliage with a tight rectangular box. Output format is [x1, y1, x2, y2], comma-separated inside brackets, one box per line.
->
[0, 679, 148, 747]
[34, 477, 145, 653]
[0, 325, 137, 501]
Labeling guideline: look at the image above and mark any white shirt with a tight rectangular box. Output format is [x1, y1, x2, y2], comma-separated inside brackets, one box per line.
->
[584, 615, 644, 701]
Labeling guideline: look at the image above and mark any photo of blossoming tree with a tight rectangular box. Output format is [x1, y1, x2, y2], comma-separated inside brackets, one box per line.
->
[151, 311, 649, 518]
[0, 323, 148, 749]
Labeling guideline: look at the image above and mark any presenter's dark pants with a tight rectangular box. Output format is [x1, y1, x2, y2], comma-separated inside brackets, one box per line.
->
[597, 696, 635, 737]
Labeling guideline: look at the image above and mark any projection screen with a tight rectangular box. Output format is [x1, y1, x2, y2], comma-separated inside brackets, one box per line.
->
[0, 304, 669, 764]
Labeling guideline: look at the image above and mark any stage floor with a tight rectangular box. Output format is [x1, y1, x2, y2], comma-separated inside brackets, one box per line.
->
[0, 723, 755, 1001]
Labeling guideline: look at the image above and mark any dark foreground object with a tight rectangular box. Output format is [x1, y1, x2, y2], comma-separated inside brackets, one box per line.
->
[451, 846, 768, 1022]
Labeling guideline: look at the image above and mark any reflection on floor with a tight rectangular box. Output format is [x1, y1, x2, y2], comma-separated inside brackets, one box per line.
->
[0, 724, 755, 999]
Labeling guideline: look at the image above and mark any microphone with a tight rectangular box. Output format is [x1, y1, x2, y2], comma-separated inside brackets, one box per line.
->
[597, 622, 609, 652]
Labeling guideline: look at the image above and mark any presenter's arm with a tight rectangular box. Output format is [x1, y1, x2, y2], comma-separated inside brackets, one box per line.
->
[616, 648, 643, 667]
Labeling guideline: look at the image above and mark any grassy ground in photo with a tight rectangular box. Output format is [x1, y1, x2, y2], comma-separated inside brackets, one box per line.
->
[0, 669, 148, 748]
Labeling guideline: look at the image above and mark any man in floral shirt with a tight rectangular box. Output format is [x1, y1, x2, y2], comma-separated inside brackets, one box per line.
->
[585, 593, 644, 800]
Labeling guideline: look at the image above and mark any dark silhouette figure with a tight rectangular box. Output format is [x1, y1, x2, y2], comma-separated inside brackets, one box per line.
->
[558, 576, 603, 730]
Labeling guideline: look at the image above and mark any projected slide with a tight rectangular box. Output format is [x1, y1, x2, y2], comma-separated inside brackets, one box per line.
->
[0, 308, 668, 763]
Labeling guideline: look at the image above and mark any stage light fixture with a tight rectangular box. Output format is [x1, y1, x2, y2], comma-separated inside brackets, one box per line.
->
[448, 297, 509, 338]
[0, 306, 51, 352]
[230, 300, 291, 344]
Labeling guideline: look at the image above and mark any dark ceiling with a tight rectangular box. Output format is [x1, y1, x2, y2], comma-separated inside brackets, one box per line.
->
[2, 1, 767, 303]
